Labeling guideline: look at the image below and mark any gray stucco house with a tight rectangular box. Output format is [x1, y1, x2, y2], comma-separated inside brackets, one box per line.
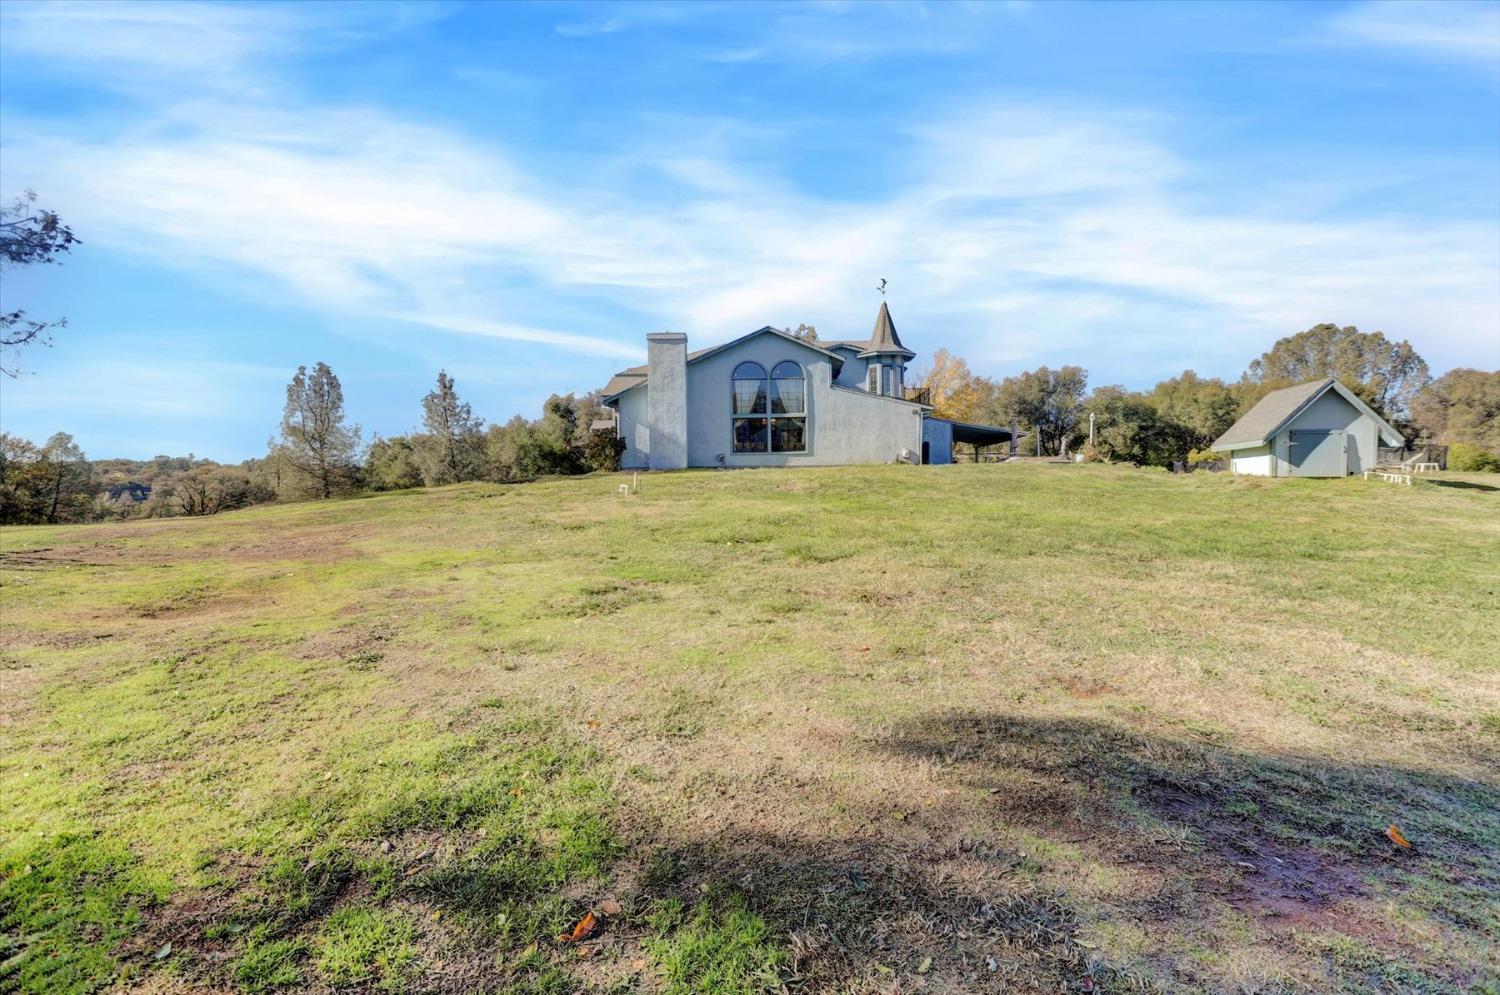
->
[599, 303, 1009, 469]
[1211, 377, 1403, 477]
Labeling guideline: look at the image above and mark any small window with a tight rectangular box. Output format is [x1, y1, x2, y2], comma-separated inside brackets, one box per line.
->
[866, 365, 880, 393]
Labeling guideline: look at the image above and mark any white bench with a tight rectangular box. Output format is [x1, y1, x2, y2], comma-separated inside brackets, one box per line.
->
[1365, 470, 1413, 486]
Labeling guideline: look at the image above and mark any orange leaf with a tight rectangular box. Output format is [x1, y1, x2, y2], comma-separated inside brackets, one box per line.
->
[1387, 824, 1412, 848]
[557, 911, 599, 945]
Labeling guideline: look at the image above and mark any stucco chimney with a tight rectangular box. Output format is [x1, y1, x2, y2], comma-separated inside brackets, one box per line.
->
[646, 332, 688, 470]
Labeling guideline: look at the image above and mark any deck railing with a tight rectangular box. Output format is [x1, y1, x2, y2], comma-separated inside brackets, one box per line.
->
[903, 386, 932, 405]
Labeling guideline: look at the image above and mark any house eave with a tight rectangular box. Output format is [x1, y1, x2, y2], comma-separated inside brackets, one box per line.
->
[1210, 439, 1269, 453]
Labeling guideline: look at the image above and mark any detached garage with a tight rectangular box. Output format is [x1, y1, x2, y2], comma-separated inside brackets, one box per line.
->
[1211, 377, 1403, 477]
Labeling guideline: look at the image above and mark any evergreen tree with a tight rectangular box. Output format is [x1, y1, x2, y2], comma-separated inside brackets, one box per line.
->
[279, 362, 361, 499]
[414, 371, 485, 486]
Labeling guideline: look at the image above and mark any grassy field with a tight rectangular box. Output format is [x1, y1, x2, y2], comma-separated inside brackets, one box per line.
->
[2, 463, 1497, 995]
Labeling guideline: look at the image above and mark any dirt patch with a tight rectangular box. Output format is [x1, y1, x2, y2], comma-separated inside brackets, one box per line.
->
[296, 620, 398, 664]
[213, 525, 370, 564]
[1056, 673, 1113, 699]
[873, 710, 1495, 986]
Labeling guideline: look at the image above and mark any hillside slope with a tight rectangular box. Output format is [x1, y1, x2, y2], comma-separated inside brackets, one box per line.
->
[3, 465, 1497, 994]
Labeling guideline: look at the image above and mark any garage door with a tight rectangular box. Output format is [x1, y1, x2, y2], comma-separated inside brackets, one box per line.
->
[1288, 430, 1347, 477]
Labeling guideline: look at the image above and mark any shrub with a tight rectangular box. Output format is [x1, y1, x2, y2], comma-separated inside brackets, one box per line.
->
[1448, 442, 1500, 472]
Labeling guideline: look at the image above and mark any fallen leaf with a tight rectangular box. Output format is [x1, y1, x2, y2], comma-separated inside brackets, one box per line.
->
[1387, 824, 1412, 848]
[631, 958, 649, 971]
[599, 898, 623, 917]
[557, 911, 599, 945]
[153, 943, 172, 961]
[917, 956, 933, 974]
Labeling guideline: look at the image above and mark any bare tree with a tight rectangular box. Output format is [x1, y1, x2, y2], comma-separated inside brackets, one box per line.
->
[1, 191, 81, 376]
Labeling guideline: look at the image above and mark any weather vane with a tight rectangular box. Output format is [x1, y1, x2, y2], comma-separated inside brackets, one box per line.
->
[877, 278, 888, 297]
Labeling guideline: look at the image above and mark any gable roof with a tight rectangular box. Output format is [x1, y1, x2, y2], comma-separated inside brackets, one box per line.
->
[861, 301, 914, 358]
[599, 326, 843, 401]
[1211, 377, 1404, 452]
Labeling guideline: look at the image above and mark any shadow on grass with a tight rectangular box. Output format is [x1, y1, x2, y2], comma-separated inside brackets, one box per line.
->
[9, 712, 1497, 995]
[1425, 478, 1499, 492]
[630, 712, 1498, 993]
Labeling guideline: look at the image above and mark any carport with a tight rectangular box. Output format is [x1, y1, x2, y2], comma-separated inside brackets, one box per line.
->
[923, 417, 1013, 463]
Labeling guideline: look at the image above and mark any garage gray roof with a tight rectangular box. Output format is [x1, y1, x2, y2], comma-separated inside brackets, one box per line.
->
[1211, 377, 1403, 452]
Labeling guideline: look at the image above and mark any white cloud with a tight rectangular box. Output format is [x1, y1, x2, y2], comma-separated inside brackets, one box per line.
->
[1323, 1, 1500, 69]
[0, 1, 452, 93]
[1, 1, 1495, 385]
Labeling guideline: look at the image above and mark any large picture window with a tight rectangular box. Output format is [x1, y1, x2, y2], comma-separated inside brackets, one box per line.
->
[732, 360, 806, 453]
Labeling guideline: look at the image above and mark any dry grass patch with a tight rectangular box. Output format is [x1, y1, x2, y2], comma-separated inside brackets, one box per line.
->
[2, 464, 1496, 994]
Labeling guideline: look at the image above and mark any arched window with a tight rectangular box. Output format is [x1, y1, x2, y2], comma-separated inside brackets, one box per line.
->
[731, 362, 768, 453]
[731, 360, 807, 453]
[769, 361, 806, 452]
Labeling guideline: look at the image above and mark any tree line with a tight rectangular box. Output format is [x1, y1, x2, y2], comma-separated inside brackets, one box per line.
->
[0, 366, 624, 525]
[918, 322, 1497, 469]
[3, 323, 1495, 526]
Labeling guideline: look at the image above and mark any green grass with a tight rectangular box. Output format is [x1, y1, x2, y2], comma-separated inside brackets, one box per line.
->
[313, 905, 416, 992]
[2, 464, 1497, 994]
[646, 895, 786, 995]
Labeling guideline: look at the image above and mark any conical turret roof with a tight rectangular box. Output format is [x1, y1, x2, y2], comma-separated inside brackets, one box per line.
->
[861, 301, 915, 358]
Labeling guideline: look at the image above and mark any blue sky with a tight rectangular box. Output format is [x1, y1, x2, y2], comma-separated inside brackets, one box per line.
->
[1, 0, 1497, 461]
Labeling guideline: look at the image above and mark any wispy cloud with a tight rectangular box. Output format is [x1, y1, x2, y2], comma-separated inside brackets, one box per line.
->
[1, 0, 1495, 388]
[1322, 0, 1500, 69]
[0, 1, 453, 93]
